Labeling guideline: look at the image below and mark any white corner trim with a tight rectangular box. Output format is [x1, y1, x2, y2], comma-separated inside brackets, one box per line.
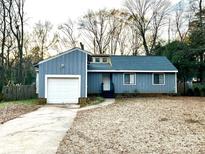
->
[175, 72, 177, 93]
[123, 73, 136, 85]
[39, 48, 91, 65]
[45, 74, 81, 99]
[36, 72, 39, 94]
[152, 73, 165, 86]
[88, 70, 178, 73]
[85, 53, 88, 97]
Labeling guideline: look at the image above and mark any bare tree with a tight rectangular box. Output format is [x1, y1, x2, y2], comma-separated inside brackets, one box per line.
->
[0, 0, 7, 89]
[58, 19, 78, 49]
[173, 1, 192, 42]
[150, 0, 170, 52]
[31, 21, 58, 60]
[79, 9, 111, 54]
[0, 0, 7, 67]
[108, 9, 125, 55]
[125, 0, 170, 55]
[129, 22, 142, 55]
[6, 0, 25, 83]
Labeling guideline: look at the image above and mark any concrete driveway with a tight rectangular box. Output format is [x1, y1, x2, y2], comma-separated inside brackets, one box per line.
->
[0, 106, 77, 154]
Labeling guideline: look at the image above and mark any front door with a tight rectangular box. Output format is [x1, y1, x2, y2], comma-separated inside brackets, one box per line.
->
[102, 73, 110, 91]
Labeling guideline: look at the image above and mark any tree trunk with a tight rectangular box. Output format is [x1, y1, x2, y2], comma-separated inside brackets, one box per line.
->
[0, 0, 7, 90]
[142, 34, 149, 55]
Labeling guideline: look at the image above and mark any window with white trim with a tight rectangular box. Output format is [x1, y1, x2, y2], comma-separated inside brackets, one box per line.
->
[102, 57, 108, 63]
[92, 57, 109, 63]
[153, 73, 165, 85]
[95, 57, 100, 63]
[123, 73, 136, 85]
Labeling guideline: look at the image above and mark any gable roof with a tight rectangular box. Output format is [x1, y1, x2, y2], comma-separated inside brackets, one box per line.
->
[88, 56, 178, 72]
[36, 47, 92, 66]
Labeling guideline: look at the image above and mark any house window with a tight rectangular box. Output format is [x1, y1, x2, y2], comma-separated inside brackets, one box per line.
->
[102, 57, 108, 63]
[123, 73, 136, 85]
[153, 73, 165, 85]
[95, 57, 100, 63]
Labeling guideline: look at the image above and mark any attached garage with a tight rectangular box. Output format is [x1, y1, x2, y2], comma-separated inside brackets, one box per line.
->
[45, 75, 81, 104]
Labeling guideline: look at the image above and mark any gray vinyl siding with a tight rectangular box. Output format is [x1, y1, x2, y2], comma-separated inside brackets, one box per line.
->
[38, 49, 87, 98]
[87, 72, 176, 94]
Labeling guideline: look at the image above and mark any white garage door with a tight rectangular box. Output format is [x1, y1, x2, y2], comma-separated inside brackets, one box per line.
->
[47, 77, 80, 104]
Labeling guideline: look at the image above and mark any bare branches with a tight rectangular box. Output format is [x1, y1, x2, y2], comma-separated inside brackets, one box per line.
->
[125, 0, 170, 55]
[58, 19, 78, 49]
[31, 21, 58, 60]
[173, 1, 192, 42]
[79, 9, 111, 54]
[78, 9, 139, 55]
[6, 0, 25, 83]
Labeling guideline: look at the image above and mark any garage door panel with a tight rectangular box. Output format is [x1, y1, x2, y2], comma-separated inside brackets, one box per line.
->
[47, 77, 80, 104]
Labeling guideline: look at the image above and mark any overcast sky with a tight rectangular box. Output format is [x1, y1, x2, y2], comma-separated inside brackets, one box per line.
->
[25, 0, 181, 26]
[25, 0, 123, 26]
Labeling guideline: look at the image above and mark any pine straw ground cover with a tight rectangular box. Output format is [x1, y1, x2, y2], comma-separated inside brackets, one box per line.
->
[0, 99, 40, 124]
[57, 97, 205, 154]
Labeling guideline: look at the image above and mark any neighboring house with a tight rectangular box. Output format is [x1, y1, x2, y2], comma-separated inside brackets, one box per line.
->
[35, 48, 178, 104]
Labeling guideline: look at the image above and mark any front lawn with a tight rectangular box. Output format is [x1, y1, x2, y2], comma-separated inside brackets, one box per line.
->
[57, 97, 205, 154]
[0, 99, 38, 108]
[0, 99, 41, 124]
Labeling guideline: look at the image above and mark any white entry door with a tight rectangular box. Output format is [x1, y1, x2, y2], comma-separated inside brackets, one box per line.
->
[103, 74, 110, 91]
[47, 77, 80, 104]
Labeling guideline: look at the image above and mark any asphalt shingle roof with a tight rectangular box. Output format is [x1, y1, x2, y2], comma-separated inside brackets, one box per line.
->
[88, 56, 178, 71]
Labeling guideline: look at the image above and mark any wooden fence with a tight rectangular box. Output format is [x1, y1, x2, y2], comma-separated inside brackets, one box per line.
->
[2, 85, 36, 101]
[177, 82, 192, 95]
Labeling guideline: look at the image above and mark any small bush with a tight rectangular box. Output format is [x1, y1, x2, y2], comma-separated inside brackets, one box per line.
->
[186, 88, 194, 96]
[193, 83, 205, 90]
[37, 98, 47, 105]
[80, 97, 104, 107]
[0, 93, 4, 102]
[201, 88, 205, 96]
[79, 97, 89, 107]
[194, 87, 200, 96]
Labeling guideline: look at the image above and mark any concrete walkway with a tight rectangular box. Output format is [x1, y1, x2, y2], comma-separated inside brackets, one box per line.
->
[0, 106, 77, 154]
[79, 98, 115, 111]
[0, 99, 115, 154]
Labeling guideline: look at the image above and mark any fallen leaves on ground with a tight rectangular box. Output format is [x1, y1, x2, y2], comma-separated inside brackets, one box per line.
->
[57, 97, 205, 154]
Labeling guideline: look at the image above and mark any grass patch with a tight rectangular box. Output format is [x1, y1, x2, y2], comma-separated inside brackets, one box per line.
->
[0, 99, 39, 109]
[159, 118, 169, 122]
[86, 96, 105, 106]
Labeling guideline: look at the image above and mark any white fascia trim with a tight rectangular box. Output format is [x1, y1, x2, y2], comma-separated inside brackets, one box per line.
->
[88, 70, 178, 73]
[35, 68, 39, 72]
[152, 73, 165, 86]
[45, 74, 81, 99]
[85, 53, 88, 97]
[123, 73, 136, 85]
[39, 48, 92, 65]
[175, 72, 177, 93]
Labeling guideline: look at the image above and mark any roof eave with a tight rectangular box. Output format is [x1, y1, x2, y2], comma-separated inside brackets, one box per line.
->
[87, 70, 178, 73]
[37, 47, 92, 66]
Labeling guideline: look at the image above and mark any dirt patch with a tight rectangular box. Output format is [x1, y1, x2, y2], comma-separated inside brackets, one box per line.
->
[159, 117, 169, 122]
[0, 104, 40, 124]
[57, 97, 205, 154]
